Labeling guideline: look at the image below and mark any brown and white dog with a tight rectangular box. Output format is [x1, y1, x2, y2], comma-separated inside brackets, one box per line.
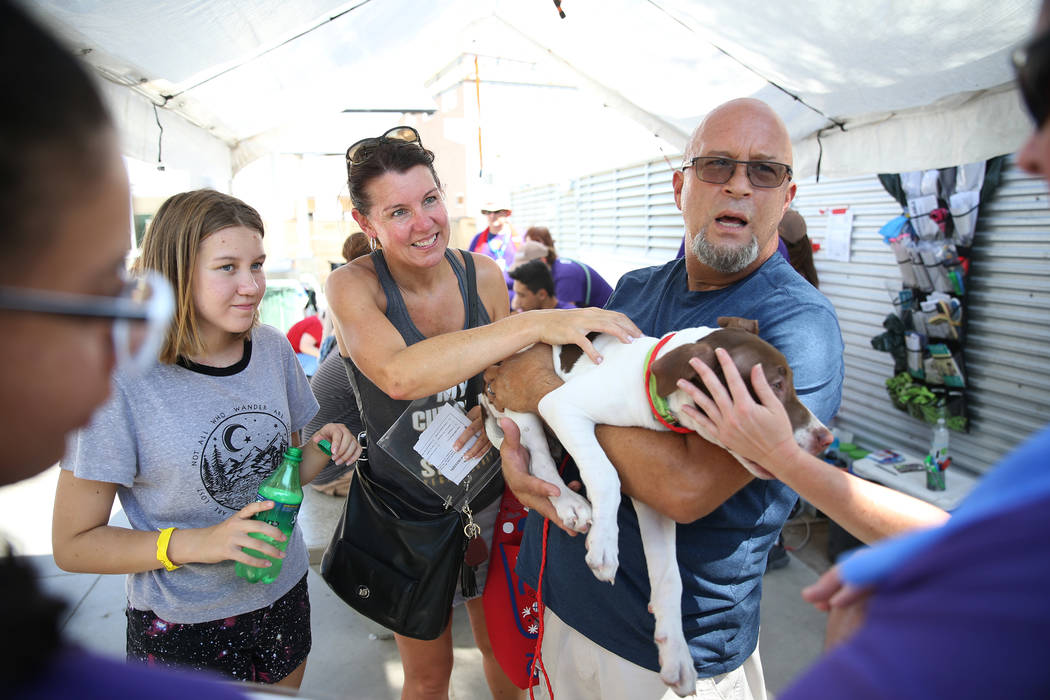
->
[481, 317, 832, 697]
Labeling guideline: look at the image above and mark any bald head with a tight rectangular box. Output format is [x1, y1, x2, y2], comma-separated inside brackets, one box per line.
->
[673, 97, 797, 289]
[686, 98, 793, 166]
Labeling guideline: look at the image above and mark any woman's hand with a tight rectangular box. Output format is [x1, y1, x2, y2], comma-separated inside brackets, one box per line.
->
[453, 404, 492, 460]
[310, 423, 362, 465]
[802, 565, 873, 651]
[530, 308, 642, 364]
[174, 501, 288, 568]
[676, 346, 801, 476]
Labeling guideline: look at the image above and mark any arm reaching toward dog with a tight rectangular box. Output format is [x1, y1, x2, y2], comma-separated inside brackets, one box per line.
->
[328, 256, 640, 401]
[596, 426, 754, 523]
[677, 347, 950, 543]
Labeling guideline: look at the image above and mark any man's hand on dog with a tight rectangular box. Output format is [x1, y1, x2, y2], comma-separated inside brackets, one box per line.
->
[498, 417, 585, 536]
[484, 345, 563, 413]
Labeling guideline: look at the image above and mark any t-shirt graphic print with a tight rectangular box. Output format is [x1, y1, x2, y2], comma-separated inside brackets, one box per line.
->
[199, 409, 292, 511]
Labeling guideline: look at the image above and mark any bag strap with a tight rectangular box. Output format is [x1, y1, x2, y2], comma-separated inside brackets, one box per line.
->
[355, 462, 453, 520]
[460, 249, 480, 324]
[567, 258, 592, 306]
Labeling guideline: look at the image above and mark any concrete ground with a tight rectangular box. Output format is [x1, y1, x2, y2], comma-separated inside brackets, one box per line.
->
[2, 466, 829, 699]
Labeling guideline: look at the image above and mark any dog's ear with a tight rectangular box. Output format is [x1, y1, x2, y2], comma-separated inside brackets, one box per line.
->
[650, 342, 716, 397]
[717, 316, 760, 335]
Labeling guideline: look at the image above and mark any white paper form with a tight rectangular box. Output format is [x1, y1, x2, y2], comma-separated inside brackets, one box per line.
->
[823, 207, 853, 262]
[412, 403, 482, 484]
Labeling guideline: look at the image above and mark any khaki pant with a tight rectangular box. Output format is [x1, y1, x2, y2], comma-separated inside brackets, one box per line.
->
[531, 608, 768, 700]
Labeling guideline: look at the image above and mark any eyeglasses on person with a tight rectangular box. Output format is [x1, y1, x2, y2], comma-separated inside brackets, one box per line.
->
[481, 209, 509, 216]
[1013, 29, 1050, 127]
[0, 270, 174, 375]
[345, 126, 423, 165]
[681, 156, 793, 189]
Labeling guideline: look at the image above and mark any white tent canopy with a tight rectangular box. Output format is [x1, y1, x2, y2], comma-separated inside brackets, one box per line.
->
[28, 0, 1039, 188]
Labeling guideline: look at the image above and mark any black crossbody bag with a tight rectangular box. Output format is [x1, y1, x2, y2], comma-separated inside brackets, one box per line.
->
[320, 457, 469, 640]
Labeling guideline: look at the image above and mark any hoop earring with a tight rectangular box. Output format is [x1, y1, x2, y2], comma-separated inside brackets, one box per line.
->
[368, 236, 379, 252]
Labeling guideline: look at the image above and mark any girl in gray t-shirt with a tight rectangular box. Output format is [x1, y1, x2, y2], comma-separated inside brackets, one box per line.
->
[54, 190, 360, 688]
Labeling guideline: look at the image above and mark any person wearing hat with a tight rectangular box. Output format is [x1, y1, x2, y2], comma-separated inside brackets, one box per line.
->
[469, 201, 518, 278]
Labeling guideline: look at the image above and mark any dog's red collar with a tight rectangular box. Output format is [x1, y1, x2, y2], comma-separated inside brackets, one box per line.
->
[644, 332, 693, 434]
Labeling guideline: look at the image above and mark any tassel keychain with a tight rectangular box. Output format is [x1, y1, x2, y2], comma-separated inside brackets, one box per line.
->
[461, 505, 487, 597]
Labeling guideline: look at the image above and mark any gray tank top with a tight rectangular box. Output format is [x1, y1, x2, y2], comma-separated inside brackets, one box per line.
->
[344, 249, 495, 510]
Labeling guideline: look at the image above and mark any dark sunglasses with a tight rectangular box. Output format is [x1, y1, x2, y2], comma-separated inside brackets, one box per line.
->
[1013, 29, 1050, 126]
[345, 126, 422, 165]
[481, 209, 509, 216]
[681, 156, 793, 189]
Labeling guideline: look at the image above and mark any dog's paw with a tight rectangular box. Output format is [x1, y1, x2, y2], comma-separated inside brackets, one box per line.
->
[654, 623, 697, 697]
[584, 524, 619, 583]
[477, 394, 505, 449]
[550, 490, 592, 533]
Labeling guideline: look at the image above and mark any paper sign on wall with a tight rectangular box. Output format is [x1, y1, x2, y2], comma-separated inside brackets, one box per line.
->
[823, 207, 853, 262]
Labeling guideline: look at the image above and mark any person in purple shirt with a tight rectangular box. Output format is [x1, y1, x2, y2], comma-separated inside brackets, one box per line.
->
[508, 259, 577, 311]
[675, 8, 1050, 694]
[523, 226, 614, 308]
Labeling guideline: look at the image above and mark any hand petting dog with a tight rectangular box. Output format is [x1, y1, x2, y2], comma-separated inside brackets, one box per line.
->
[677, 346, 803, 480]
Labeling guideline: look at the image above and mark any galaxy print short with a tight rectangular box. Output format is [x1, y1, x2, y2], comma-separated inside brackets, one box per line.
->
[125, 574, 311, 683]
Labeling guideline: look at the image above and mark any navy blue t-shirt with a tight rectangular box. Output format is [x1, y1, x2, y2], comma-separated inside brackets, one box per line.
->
[516, 253, 844, 677]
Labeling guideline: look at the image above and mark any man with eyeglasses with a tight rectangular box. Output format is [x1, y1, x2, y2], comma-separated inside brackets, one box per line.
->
[485, 98, 843, 699]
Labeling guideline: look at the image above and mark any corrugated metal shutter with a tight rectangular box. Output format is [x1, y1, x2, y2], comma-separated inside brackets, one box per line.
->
[793, 159, 1050, 474]
[512, 157, 1050, 474]
[511, 158, 685, 282]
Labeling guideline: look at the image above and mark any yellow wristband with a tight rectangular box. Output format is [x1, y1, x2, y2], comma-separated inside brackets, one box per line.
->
[156, 527, 181, 572]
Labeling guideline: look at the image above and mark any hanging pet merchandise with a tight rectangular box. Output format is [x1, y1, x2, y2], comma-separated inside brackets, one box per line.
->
[872, 157, 1005, 433]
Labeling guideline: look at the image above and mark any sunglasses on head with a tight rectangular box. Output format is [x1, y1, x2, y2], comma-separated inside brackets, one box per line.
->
[345, 126, 422, 166]
[1013, 29, 1050, 127]
[681, 156, 793, 189]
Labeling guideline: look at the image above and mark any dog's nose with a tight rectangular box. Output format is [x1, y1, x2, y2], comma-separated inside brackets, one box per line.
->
[815, 425, 834, 451]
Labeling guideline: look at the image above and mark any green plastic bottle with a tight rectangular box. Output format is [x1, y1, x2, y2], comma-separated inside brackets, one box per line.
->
[235, 446, 306, 584]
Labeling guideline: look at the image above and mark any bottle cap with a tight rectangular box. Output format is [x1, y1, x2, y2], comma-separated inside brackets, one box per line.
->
[284, 446, 303, 461]
[317, 439, 332, 456]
